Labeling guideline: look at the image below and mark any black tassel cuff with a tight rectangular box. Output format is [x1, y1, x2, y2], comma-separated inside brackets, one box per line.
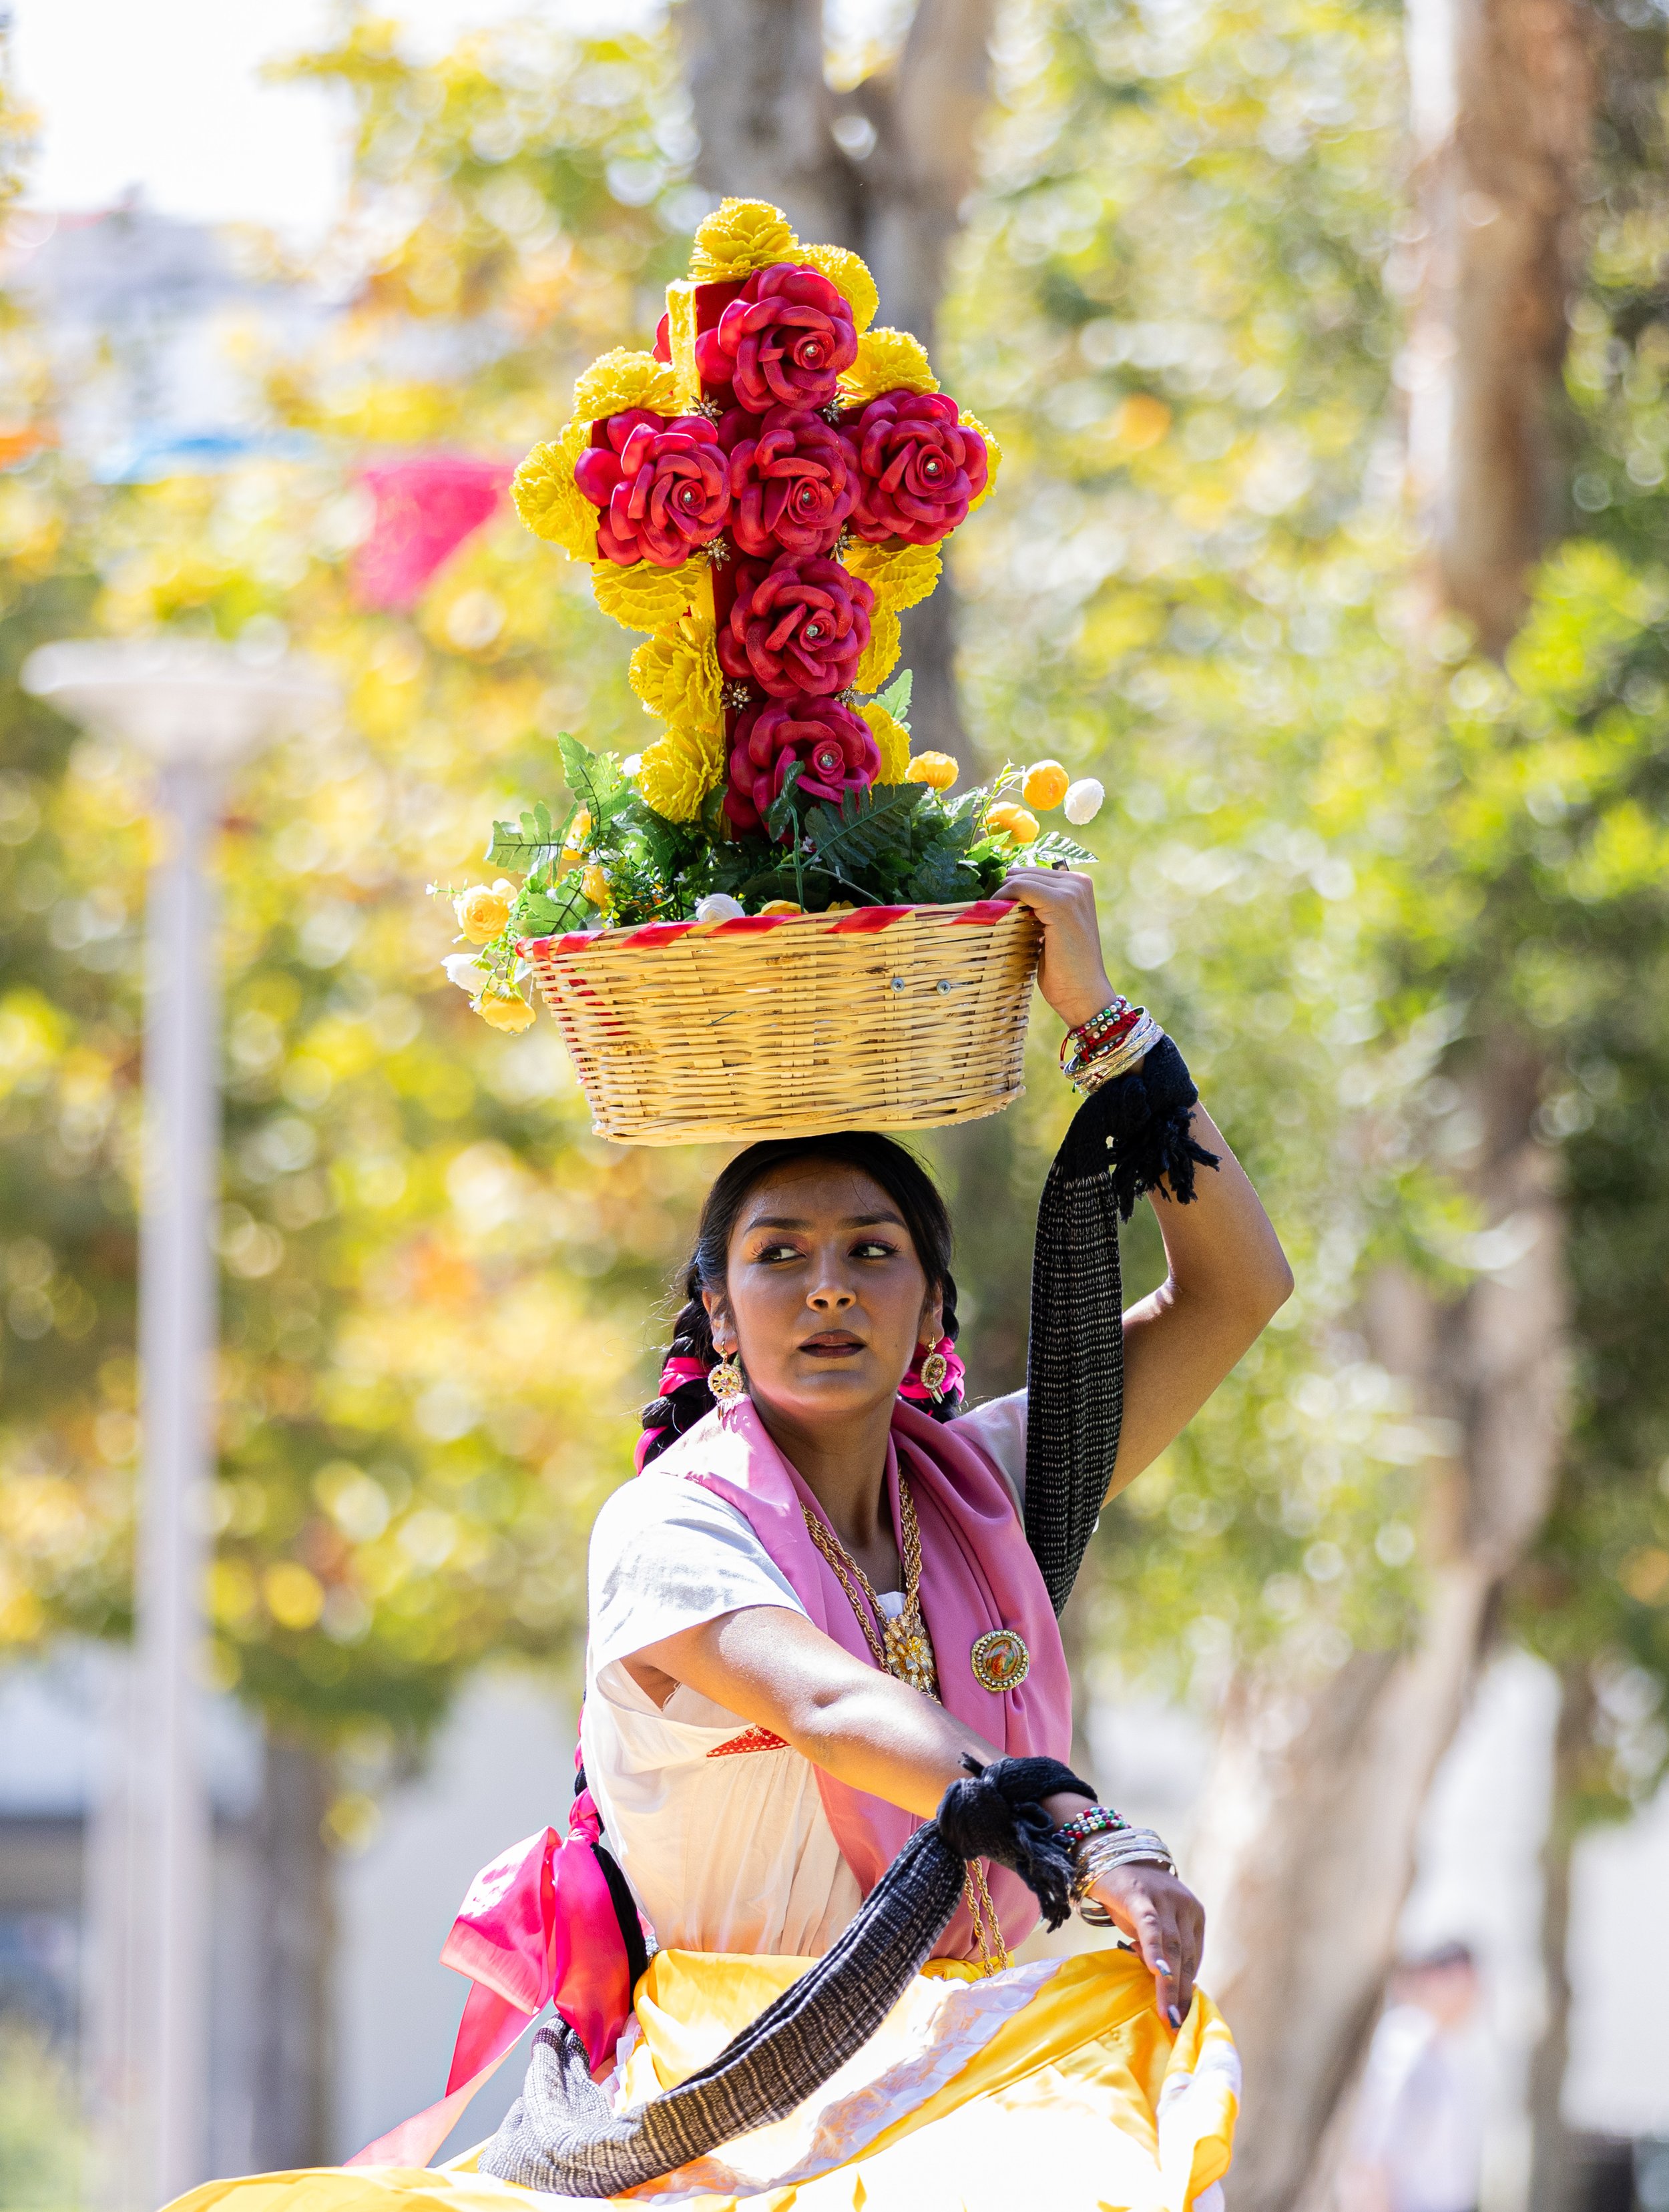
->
[1058, 1033, 1220, 1218]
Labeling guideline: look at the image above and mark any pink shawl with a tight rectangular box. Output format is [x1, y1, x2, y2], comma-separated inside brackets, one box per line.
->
[655, 1395, 1073, 1957]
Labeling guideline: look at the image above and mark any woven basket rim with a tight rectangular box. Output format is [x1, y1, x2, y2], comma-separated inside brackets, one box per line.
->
[518, 894, 1025, 962]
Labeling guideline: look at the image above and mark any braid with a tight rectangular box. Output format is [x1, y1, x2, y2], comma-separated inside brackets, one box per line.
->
[638, 1272, 719, 1467]
[925, 1267, 965, 1424]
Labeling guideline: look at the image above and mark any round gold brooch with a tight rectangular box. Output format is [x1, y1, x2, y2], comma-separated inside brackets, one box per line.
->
[970, 1627, 1031, 1693]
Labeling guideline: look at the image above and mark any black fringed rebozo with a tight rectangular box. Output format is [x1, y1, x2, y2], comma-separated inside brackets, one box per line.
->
[1023, 1035, 1218, 1615]
[479, 1755, 1092, 2199]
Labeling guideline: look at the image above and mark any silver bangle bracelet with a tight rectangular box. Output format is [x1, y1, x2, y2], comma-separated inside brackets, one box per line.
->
[1071, 1825, 1178, 1927]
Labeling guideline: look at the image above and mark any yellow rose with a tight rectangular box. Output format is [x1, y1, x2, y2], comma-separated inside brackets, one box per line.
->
[581, 861, 613, 911]
[572, 348, 680, 425]
[854, 606, 901, 694]
[630, 614, 722, 731]
[513, 418, 598, 562]
[565, 808, 592, 849]
[589, 557, 706, 634]
[906, 752, 959, 793]
[841, 537, 941, 613]
[986, 800, 1039, 846]
[794, 242, 878, 334]
[860, 702, 911, 785]
[688, 198, 797, 282]
[758, 899, 802, 916]
[475, 987, 537, 1035]
[839, 327, 939, 407]
[961, 410, 1001, 515]
[637, 722, 725, 823]
[453, 879, 517, 944]
[1021, 760, 1070, 811]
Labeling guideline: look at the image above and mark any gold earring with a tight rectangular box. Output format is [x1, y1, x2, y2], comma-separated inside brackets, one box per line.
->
[919, 1348, 949, 1399]
[709, 1350, 746, 1402]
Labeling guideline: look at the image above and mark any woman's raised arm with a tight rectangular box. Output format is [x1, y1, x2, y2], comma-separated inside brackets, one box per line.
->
[999, 867, 1294, 1498]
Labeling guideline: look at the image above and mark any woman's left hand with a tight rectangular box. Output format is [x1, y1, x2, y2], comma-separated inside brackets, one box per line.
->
[1088, 1861, 1206, 2029]
[999, 866, 1116, 1031]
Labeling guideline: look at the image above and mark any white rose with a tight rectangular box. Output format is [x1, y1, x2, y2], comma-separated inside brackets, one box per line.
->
[1064, 777, 1105, 826]
[694, 893, 746, 922]
[443, 953, 490, 993]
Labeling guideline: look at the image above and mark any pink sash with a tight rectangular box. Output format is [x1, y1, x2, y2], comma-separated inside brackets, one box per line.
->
[663, 1396, 1072, 1957]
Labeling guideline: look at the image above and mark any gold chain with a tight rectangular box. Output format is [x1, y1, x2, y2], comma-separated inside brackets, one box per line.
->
[800, 1480, 1010, 1976]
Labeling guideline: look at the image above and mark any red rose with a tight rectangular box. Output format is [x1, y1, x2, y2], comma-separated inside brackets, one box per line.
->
[726, 406, 859, 558]
[575, 410, 730, 568]
[704, 264, 859, 414]
[725, 697, 881, 833]
[716, 554, 873, 700]
[849, 390, 989, 546]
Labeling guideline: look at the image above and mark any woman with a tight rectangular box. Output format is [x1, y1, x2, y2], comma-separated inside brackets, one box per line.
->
[175, 870, 1290, 2212]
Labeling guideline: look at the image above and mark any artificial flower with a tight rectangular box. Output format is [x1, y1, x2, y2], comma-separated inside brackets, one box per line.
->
[985, 800, 1039, 846]
[630, 614, 722, 730]
[1065, 778, 1106, 825]
[702, 264, 858, 414]
[694, 893, 746, 922]
[688, 198, 798, 283]
[589, 556, 706, 633]
[1021, 760, 1070, 810]
[718, 553, 873, 700]
[906, 752, 959, 792]
[792, 242, 879, 335]
[581, 862, 613, 910]
[839, 327, 937, 406]
[726, 406, 859, 558]
[578, 412, 730, 567]
[759, 900, 803, 915]
[726, 695, 881, 832]
[453, 880, 517, 944]
[638, 720, 725, 822]
[443, 952, 491, 993]
[854, 606, 901, 693]
[850, 392, 989, 546]
[572, 348, 680, 425]
[475, 987, 537, 1034]
[840, 536, 941, 613]
[512, 419, 599, 563]
[860, 701, 911, 784]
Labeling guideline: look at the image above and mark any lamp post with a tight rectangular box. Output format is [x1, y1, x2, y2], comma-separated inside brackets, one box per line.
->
[22, 637, 337, 2206]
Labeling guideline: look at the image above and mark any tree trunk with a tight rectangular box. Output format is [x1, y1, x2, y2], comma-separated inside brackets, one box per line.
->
[677, 0, 1000, 760]
[250, 1735, 336, 2171]
[1194, 1039, 1570, 2212]
[1401, 0, 1594, 653]
[1527, 1664, 1593, 2212]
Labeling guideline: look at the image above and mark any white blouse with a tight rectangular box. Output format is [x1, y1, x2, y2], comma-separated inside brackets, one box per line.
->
[579, 1393, 1026, 1958]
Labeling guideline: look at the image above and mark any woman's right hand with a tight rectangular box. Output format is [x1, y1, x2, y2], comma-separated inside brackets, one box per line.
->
[1088, 1861, 1205, 2029]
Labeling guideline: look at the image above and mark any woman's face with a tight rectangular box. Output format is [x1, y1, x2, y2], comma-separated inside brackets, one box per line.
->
[706, 1161, 942, 1430]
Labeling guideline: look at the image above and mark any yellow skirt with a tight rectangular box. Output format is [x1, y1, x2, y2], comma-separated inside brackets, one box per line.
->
[170, 1948, 1237, 2212]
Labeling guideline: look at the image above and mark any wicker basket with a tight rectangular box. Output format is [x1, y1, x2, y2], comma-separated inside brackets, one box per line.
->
[521, 900, 1042, 1145]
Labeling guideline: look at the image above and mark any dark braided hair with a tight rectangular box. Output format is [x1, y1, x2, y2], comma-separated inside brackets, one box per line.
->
[640, 1131, 963, 1465]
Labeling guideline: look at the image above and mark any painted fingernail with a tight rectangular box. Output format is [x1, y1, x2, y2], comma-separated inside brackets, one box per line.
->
[1168, 2005, 1183, 2030]
[1154, 1960, 1172, 1976]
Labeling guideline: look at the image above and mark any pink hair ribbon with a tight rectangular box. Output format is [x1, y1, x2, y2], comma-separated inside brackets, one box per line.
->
[345, 1778, 634, 2169]
[634, 1354, 712, 1472]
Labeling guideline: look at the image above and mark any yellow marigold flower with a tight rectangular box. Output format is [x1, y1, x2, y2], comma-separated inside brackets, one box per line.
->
[513, 417, 598, 562]
[794, 242, 878, 334]
[758, 899, 802, 916]
[861, 702, 911, 785]
[960, 410, 1001, 515]
[453, 879, 517, 944]
[589, 557, 706, 634]
[906, 752, 959, 792]
[573, 348, 680, 426]
[637, 721, 724, 823]
[581, 861, 613, 911]
[630, 614, 722, 732]
[839, 327, 938, 406]
[986, 800, 1039, 846]
[688, 198, 798, 282]
[475, 986, 537, 1035]
[855, 606, 901, 694]
[841, 537, 941, 613]
[1021, 760, 1070, 811]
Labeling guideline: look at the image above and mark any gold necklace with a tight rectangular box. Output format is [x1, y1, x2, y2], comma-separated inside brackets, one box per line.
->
[800, 1479, 1010, 1975]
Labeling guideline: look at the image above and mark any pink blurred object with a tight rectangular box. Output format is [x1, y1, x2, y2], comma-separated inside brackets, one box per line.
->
[353, 453, 511, 609]
[344, 1785, 635, 2169]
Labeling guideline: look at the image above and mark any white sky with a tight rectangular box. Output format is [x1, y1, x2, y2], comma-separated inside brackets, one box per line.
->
[11, 0, 657, 242]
